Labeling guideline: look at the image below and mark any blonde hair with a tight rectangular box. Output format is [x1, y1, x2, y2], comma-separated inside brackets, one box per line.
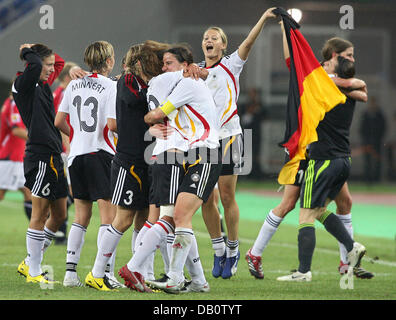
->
[203, 26, 228, 56]
[124, 40, 170, 80]
[84, 41, 114, 72]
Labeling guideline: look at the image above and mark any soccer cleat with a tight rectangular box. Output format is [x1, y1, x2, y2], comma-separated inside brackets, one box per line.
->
[277, 270, 312, 282]
[118, 265, 152, 293]
[146, 276, 185, 294]
[221, 251, 240, 279]
[163, 279, 185, 294]
[346, 242, 366, 270]
[106, 273, 126, 288]
[17, 260, 29, 278]
[353, 266, 374, 279]
[180, 281, 210, 293]
[63, 273, 84, 287]
[212, 253, 226, 278]
[245, 248, 264, 279]
[146, 273, 169, 289]
[85, 272, 117, 291]
[27, 272, 59, 284]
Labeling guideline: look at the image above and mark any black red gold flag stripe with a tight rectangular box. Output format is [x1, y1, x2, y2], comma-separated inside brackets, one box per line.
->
[273, 7, 346, 185]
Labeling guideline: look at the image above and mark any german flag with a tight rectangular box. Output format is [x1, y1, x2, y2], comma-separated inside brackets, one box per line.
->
[274, 7, 346, 185]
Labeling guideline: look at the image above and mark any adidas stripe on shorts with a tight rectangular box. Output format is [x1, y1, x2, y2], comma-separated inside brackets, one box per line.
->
[23, 152, 68, 200]
[300, 157, 351, 209]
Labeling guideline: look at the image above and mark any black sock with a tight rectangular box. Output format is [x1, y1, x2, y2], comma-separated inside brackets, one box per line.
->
[23, 201, 32, 220]
[298, 225, 316, 273]
[320, 212, 354, 252]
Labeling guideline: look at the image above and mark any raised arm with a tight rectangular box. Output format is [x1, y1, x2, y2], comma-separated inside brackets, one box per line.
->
[280, 20, 290, 61]
[15, 44, 43, 93]
[238, 7, 277, 61]
[46, 53, 65, 86]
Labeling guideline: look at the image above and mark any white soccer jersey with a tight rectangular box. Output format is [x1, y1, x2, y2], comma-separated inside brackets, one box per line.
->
[201, 50, 246, 140]
[164, 77, 220, 150]
[147, 71, 189, 155]
[58, 73, 117, 166]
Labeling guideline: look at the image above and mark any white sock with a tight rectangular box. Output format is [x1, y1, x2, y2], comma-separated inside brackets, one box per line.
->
[144, 252, 155, 280]
[26, 228, 44, 277]
[42, 226, 56, 254]
[131, 228, 139, 255]
[127, 219, 173, 274]
[134, 221, 152, 253]
[185, 234, 206, 285]
[211, 237, 226, 257]
[97, 224, 109, 248]
[65, 223, 87, 273]
[97, 224, 113, 274]
[251, 210, 283, 257]
[159, 237, 170, 274]
[336, 213, 354, 264]
[92, 225, 123, 278]
[226, 239, 239, 258]
[168, 227, 193, 283]
[167, 233, 175, 261]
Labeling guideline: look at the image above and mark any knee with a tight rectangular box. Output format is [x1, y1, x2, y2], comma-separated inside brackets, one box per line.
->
[173, 207, 189, 227]
[220, 188, 236, 208]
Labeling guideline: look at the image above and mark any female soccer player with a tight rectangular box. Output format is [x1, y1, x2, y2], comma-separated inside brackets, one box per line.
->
[199, 7, 277, 279]
[55, 41, 120, 287]
[121, 45, 214, 293]
[84, 41, 169, 291]
[14, 43, 68, 285]
[246, 18, 372, 281]
[141, 45, 222, 294]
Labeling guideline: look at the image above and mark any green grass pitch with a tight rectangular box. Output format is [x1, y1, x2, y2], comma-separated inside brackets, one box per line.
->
[1, 188, 395, 301]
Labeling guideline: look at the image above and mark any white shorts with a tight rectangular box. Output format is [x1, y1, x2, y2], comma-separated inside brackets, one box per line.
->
[0, 161, 25, 190]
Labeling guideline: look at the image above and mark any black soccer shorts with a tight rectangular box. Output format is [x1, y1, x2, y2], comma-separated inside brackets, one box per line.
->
[110, 155, 149, 210]
[149, 151, 186, 206]
[69, 150, 113, 201]
[179, 147, 222, 203]
[300, 157, 351, 209]
[24, 151, 68, 200]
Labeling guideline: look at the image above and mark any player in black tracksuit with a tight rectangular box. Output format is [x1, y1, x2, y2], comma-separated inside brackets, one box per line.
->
[13, 44, 68, 283]
[278, 56, 367, 281]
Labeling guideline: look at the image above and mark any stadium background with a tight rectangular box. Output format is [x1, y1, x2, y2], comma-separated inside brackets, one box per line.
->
[1, 0, 396, 181]
[0, 0, 395, 301]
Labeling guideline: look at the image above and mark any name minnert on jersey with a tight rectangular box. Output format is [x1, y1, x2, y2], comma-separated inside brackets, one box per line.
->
[71, 78, 107, 94]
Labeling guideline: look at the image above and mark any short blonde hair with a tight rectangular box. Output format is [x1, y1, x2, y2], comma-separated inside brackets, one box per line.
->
[84, 41, 114, 72]
[203, 26, 228, 56]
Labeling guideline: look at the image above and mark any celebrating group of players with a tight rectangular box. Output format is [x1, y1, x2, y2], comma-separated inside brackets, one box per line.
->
[1, 7, 373, 295]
